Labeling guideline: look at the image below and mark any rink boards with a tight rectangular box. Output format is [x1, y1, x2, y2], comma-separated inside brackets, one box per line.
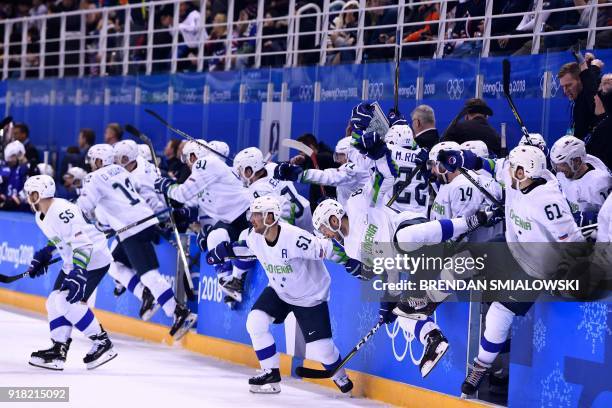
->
[0, 212, 610, 407]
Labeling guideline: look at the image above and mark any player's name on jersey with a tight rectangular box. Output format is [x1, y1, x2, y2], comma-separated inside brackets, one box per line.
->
[373, 278, 581, 293]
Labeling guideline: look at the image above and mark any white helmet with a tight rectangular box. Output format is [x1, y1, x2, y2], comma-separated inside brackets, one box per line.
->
[24, 175, 55, 206]
[138, 144, 153, 162]
[181, 140, 209, 164]
[428, 141, 461, 162]
[113, 140, 139, 167]
[4, 140, 25, 161]
[36, 163, 55, 177]
[519, 133, 547, 152]
[250, 195, 282, 232]
[549, 135, 586, 174]
[312, 199, 346, 237]
[460, 140, 489, 158]
[87, 144, 114, 168]
[208, 140, 230, 158]
[234, 147, 265, 186]
[64, 166, 87, 182]
[385, 124, 416, 149]
[508, 145, 546, 184]
[333, 137, 353, 163]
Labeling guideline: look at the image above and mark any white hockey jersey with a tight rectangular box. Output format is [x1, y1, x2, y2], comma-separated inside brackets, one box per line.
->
[502, 169, 584, 279]
[36, 198, 112, 272]
[556, 157, 612, 214]
[166, 155, 250, 224]
[244, 222, 333, 307]
[248, 163, 312, 230]
[429, 171, 485, 221]
[300, 161, 370, 207]
[77, 164, 157, 240]
[130, 156, 167, 213]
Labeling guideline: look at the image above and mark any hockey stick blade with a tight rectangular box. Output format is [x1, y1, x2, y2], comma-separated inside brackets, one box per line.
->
[282, 139, 314, 157]
[0, 257, 61, 284]
[125, 124, 153, 145]
[295, 322, 382, 379]
[502, 59, 511, 96]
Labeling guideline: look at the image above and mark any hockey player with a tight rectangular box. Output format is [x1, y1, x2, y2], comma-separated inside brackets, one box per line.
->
[154, 140, 251, 305]
[24, 175, 117, 371]
[274, 137, 370, 207]
[0, 140, 29, 211]
[549, 135, 611, 218]
[78, 144, 196, 340]
[437, 144, 585, 397]
[206, 195, 354, 394]
[309, 128, 497, 377]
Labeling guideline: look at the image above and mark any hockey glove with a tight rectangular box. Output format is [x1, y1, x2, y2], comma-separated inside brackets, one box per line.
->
[466, 208, 504, 232]
[437, 149, 480, 173]
[61, 267, 87, 304]
[206, 241, 236, 265]
[387, 108, 407, 127]
[378, 301, 398, 324]
[352, 130, 388, 160]
[274, 161, 303, 182]
[350, 102, 374, 130]
[344, 259, 375, 281]
[154, 177, 174, 195]
[28, 245, 55, 278]
[196, 225, 213, 252]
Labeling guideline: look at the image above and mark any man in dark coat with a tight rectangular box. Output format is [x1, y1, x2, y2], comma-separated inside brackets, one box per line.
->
[442, 98, 501, 156]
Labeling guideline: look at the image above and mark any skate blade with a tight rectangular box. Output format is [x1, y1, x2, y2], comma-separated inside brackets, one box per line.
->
[141, 303, 161, 321]
[29, 358, 64, 371]
[392, 307, 429, 321]
[219, 286, 242, 302]
[249, 383, 281, 394]
[172, 313, 197, 341]
[86, 349, 118, 370]
[420, 341, 449, 378]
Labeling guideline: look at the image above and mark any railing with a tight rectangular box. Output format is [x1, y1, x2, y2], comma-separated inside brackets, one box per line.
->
[1, 0, 611, 80]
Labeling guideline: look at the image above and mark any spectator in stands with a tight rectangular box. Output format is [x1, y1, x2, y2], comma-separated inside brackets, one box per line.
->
[234, 5, 257, 69]
[558, 58, 600, 140]
[261, 10, 288, 67]
[0, 140, 30, 211]
[363, 0, 398, 61]
[442, 98, 501, 156]
[204, 12, 228, 71]
[544, 0, 594, 51]
[489, 0, 531, 55]
[153, 6, 174, 73]
[410, 105, 440, 150]
[290, 133, 337, 210]
[587, 73, 612, 169]
[595, 0, 612, 49]
[445, 0, 486, 58]
[402, 2, 439, 59]
[104, 123, 123, 145]
[177, 1, 204, 72]
[12, 123, 40, 176]
[325, 1, 359, 65]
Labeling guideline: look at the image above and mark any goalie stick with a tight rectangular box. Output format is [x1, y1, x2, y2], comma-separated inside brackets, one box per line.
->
[125, 124, 196, 300]
[281, 139, 327, 196]
[144, 109, 232, 163]
[0, 257, 61, 284]
[295, 321, 382, 379]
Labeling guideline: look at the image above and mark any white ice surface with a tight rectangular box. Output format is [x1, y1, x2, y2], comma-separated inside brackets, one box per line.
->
[0, 306, 384, 408]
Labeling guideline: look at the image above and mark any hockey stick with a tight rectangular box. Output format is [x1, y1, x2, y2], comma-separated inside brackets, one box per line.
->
[502, 59, 530, 140]
[386, 164, 422, 207]
[125, 124, 196, 299]
[143, 109, 232, 163]
[0, 257, 61, 284]
[106, 208, 171, 238]
[282, 139, 327, 196]
[295, 321, 382, 379]
[457, 168, 504, 208]
[393, 28, 400, 114]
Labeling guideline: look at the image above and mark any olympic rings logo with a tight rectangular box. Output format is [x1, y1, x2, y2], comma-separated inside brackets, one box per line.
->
[446, 78, 465, 100]
[385, 312, 437, 364]
[540, 73, 561, 97]
[368, 82, 384, 100]
[298, 85, 314, 101]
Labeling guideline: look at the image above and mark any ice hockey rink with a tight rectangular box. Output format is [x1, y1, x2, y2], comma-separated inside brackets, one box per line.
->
[0, 306, 383, 408]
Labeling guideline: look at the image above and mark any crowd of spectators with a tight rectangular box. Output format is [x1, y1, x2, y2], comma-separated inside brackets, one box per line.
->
[0, 0, 610, 76]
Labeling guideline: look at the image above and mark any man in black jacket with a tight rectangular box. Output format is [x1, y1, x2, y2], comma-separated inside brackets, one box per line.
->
[558, 59, 601, 141]
[587, 74, 612, 170]
[410, 104, 440, 150]
[12, 123, 40, 176]
[442, 98, 501, 156]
